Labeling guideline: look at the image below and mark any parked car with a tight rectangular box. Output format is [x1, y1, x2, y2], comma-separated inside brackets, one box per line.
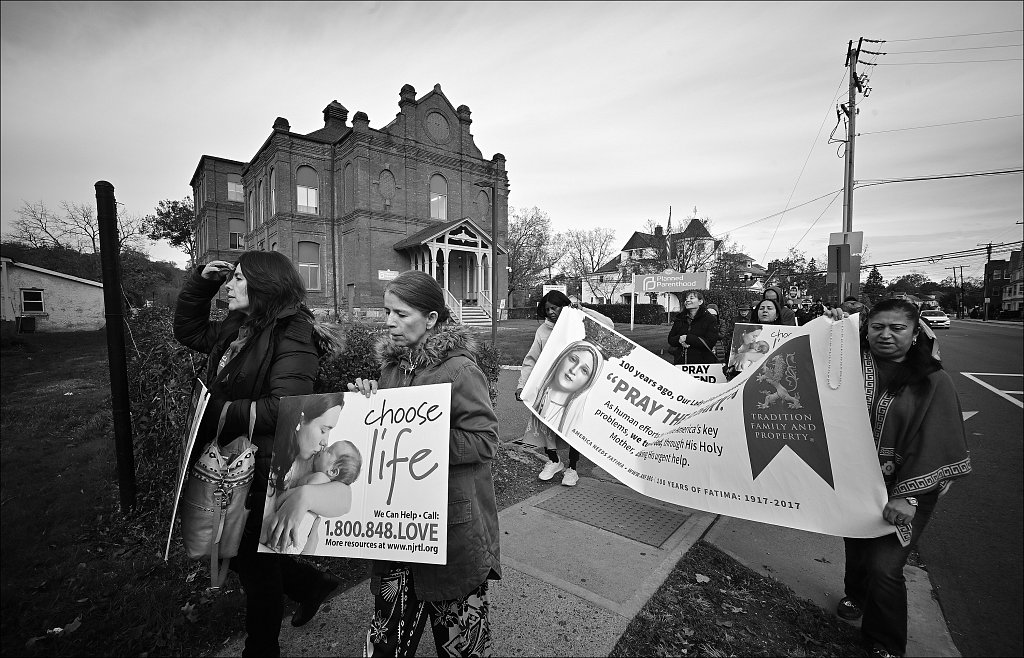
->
[920, 309, 950, 329]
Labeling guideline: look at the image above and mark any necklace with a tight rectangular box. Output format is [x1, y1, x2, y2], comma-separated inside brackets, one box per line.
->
[827, 319, 844, 390]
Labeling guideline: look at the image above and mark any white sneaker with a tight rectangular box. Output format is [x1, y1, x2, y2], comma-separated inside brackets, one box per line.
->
[561, 468, 579, 487]
[538, 459, 565, 481]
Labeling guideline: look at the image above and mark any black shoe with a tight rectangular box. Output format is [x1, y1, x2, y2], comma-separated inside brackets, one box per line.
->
[291, 575, 340, 627]
[836, 596, 863, 620]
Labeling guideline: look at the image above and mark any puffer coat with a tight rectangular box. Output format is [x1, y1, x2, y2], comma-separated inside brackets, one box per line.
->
[372, 322, 502, 601]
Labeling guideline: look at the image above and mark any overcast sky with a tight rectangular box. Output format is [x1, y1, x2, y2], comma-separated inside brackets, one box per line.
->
[2, 1, 1021, 283]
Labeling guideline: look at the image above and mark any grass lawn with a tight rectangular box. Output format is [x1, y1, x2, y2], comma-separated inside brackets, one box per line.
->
[1, 319, 864, 657]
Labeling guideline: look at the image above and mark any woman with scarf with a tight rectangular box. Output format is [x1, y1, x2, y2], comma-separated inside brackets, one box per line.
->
[347, 270, 501, 657]
[174, 251, 345, 657]
[515, 291, 613, 486]
[667, 290, 720, 365]
[831, 298, 971, 658]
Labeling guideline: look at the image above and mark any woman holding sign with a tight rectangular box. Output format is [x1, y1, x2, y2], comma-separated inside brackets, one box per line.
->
[516, 290, 614, 486]
[174, 252, 346, 656]
[667, 290, 720, 365]
[831, 299, 971, 658]
[349, 270, 501, 657]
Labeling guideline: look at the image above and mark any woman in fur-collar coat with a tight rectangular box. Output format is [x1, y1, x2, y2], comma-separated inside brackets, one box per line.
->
[349, 270, 501, 657]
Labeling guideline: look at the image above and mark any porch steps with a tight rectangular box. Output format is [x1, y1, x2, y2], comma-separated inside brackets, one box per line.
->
[460, 306, 492, 328]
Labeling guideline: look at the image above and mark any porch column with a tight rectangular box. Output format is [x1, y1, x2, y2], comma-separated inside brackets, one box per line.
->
[443, 247, 451, 293]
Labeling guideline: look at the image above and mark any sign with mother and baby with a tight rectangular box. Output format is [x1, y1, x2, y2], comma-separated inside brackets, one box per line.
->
[520, 308, 894, 539]
[257, 385, 452, 563]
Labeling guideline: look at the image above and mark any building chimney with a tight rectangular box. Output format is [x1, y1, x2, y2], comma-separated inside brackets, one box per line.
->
[654, 225, 663, 237]
[323, 101, 348, 129]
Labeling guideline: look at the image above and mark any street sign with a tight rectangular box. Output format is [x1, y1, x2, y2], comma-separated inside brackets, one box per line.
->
[378, 269, 399, 281]
[632, 271, 710, 293]
[542, 284, 567, 296]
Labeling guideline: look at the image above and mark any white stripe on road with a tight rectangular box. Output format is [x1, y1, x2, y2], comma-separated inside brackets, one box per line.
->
[960, 373, 1024, 409]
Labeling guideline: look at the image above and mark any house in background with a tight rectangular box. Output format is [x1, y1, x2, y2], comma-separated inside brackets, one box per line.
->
[0, 257, 104, 333]
[580, 219, 723, 310]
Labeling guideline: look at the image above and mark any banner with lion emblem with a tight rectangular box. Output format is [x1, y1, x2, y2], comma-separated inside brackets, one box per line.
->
[519, 308, 892, 539]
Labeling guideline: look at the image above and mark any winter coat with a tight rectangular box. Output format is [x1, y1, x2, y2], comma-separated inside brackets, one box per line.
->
[373, 323, 501, 601]
[173, 270, 337, 505]
[667, 306, 720, 365]
[751, 286, 797, 326]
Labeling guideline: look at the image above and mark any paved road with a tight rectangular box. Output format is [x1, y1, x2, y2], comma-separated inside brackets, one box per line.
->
[917, 320, 1023, 658]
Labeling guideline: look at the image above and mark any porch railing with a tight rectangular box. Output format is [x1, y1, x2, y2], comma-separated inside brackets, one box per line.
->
[478, 290, 492, 319]
[443, 289, 463, 324]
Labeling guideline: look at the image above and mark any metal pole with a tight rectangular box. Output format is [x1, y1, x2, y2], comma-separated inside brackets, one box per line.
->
[96, 181, 136, 512]
[840, 39, 860, 300]
[491, 183, 498, 347]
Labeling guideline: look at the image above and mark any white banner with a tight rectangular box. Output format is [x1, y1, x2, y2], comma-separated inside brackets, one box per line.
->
[259, 385, 451, 563]
[521, 309, 891, 538]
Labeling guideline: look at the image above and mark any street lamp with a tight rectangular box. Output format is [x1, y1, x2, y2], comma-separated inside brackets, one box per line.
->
[474, 180, 499, 347]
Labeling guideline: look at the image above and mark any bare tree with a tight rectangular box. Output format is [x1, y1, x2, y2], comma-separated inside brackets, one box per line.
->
[557, 227, 619, 300]
[10, 200, 145, 255]
[506, 206, 557, 298]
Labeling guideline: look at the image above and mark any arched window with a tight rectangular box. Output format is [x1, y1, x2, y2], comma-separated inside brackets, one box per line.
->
[297, 241, 321, 290]
[476, 190, 490, 223]
[297, 166, 318, 214]
[430, 174, 447, 220]
[229, 219, 245, 250]
[269, 167, 276, 215]
[227, 173, 243, 202]
[257, 179, 264, 225]
[248, 191, 255, 230]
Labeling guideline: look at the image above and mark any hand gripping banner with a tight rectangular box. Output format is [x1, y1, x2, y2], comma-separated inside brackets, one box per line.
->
[520, 309, 892, 539]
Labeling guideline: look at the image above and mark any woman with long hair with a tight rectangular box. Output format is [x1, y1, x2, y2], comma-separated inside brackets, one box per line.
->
[667, 290, 720, 365]
[531, 339, 603, 437]
[347, 270, 501, 657]
[515, 290, 613, 486]
[174, 251, 345, 656]
[830, 299, 971, 658]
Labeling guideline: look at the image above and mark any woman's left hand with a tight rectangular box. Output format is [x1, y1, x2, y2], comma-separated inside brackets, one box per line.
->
[265, 486, 310, 551]
[883, 497, 917, 526]
[347, 378, 378, 397]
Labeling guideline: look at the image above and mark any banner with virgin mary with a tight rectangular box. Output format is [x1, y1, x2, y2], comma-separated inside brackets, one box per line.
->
[519, 308, 892, 539]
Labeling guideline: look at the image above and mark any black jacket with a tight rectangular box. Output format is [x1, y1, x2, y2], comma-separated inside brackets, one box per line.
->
[667, 307, 720, 365]
[173, 270, 325, 501]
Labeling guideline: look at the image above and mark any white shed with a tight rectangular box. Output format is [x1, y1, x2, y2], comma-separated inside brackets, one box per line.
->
[1, 257, 105, 332]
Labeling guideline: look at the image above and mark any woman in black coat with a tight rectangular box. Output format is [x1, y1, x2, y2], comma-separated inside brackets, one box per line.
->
[667, 290, 720, 365]
[174, 251, 344, 657]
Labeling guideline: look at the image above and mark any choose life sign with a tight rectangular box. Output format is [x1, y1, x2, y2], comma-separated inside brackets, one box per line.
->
[258, 385, 451, 564]
[630, 271, 710, 329]
[520, 308, 892, 539]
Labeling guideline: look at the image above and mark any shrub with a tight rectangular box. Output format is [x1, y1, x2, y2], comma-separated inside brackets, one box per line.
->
[582, 303, 666, 325]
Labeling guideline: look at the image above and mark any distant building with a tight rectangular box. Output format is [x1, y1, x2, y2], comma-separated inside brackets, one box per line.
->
[1001, 250, 1022, 317]
[983, 257, 1008, 319]
[579, 219, 722, 310]
[0, 257, 104, 333]
[190, 84, 508, 326]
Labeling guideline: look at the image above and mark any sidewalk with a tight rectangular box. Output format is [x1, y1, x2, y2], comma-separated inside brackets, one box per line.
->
[216, 367, 960, 657]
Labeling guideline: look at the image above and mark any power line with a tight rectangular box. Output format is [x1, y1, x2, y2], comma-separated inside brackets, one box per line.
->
[875, 58, 1023, 65]
[857, 113, 1024, 135]
[886, 43, 1023, 54]
[855, 168, 1023, 189]
[799, 240, 1022, 275]
[718, 189, 844, 235]
[884, 29, 1024, 42]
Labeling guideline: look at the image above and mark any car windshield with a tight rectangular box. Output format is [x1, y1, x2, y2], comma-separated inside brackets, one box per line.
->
[922, 311, 944, 316]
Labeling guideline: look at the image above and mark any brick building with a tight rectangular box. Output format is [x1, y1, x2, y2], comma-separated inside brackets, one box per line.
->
[190, 84, 508, 323]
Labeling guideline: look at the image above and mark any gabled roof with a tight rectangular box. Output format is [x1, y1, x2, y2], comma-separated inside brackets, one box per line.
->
[678, 218, 714, 240]
[592, 254, 622, 274]
[392, 217, 507, 254]
[1, 257, 103, 287]
[621, 231, 664, 252]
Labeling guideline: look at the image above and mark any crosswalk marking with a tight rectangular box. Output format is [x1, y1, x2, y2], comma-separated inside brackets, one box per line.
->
[960, 373, 1024, 409]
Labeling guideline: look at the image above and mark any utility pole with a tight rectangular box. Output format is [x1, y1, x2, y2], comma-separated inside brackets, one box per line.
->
[945, 266, 960, 318]
[838, 37, 882, 300]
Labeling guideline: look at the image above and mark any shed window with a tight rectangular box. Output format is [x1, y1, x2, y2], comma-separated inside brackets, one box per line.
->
[21, 289, 44, 314]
